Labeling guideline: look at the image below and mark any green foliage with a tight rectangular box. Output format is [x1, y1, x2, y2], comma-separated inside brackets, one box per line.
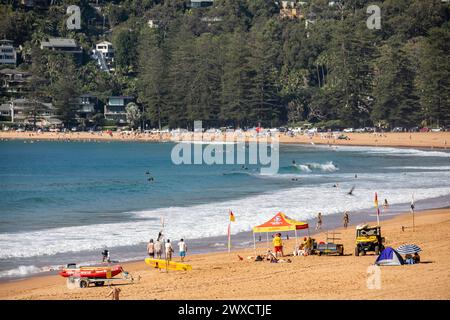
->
[1, 0, 449, 129]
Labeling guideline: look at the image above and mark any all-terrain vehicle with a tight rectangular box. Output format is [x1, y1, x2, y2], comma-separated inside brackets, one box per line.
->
[355, 224, 385, 256]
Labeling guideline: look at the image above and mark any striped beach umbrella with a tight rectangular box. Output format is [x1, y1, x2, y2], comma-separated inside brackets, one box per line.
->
[396, 244, 422, 255]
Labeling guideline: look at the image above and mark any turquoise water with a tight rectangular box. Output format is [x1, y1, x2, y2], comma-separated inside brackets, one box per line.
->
[1, 140, 450, 278]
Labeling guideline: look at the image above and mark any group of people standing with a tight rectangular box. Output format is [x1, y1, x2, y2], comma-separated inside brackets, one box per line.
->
[315, 211, 350, 230]
[147, 238, 188, 262]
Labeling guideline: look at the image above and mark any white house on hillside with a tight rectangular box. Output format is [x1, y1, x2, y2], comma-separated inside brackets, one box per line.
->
[92, 41, 115, 72]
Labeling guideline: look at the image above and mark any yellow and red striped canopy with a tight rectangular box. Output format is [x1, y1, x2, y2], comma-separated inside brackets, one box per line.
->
[253, 212, 309, 233]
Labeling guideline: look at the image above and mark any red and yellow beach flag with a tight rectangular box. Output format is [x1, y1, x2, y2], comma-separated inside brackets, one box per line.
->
[228, 210, 235, 253]
[374, 192, 380, 225]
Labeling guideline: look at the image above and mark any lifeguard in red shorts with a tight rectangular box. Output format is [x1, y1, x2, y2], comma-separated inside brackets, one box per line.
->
[272, 233, 284, 257]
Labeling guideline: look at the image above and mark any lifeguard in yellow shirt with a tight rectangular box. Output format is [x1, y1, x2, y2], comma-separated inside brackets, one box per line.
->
[272, 233, 284, 257]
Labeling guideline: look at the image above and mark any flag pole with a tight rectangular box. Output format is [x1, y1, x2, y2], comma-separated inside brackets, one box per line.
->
[227, 222, 231, 253]
[375, 192, 380, 226]
[411, 193, 415, 232]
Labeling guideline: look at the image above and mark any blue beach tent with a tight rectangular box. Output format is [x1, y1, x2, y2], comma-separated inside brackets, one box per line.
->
[375, 247, 404, 266]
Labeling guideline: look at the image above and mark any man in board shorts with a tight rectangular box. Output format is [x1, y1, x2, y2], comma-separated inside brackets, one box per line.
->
[178, 239, 187, 262]
[273, 233, 284, 257]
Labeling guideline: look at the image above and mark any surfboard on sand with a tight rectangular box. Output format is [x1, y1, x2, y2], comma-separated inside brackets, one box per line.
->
[145, 258, 192, 271]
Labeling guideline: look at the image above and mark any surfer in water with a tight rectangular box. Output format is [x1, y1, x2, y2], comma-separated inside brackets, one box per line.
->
[348, 185, 355, 195]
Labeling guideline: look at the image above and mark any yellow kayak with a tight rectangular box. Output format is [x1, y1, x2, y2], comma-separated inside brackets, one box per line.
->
[144, 258, 192, 271]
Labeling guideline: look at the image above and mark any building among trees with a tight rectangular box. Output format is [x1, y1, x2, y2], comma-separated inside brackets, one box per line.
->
[0, 40, 17, 66]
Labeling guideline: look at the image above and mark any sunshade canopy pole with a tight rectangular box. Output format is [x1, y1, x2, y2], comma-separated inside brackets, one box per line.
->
[294, 229, 298, 251]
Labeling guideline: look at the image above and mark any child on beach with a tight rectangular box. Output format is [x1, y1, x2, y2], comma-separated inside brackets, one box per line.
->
[147, 239, 155, 258]
[178, 239, 187, 262]
[106, 285, 121, 300]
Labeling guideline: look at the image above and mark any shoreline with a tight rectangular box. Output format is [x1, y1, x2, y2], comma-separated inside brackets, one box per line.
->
[1, 131, 450, 150]
[1, 207, 450, 299]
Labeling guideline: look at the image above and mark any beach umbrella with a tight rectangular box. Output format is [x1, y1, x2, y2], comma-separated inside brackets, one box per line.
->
[396, 244, 422, 255]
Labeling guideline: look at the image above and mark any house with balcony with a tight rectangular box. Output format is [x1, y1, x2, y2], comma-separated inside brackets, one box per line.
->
[74, 94, 98, 125]
[6, 99, 60, 127]
[40, 38, 83, 62]
[0, 40, 17, 66]
[189, 0, 214, 8]
[0, 103, 12, 120]
[0, 68, 32, 97]
[92, 41, 115, 72]
[104, 96, 135, 124]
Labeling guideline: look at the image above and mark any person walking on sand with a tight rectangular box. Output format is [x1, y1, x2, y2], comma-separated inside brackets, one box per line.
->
[147, 239, 155, 258]
[383, 199, 389, 211]
[106, 285, 121, 300]
[154, 239, 162, 259]
[343, 211, 349, 229]
[178, 238, 187, 262]
[316, 212, 323, 230]
[165, 239, 174, 261]
[272, 233, 284, 257]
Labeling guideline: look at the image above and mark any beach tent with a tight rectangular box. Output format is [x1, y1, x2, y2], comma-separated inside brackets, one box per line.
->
[375, 247, 404, 266]
[252, 212, 309, 250]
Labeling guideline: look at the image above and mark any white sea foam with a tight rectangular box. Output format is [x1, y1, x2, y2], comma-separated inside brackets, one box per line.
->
[295, 164, 312, 173]
[0, 265, 60, 278]
[385, 166, 450, 170]
[332, 146, 450, 157]
[305, 161, 338, 172]
[1, 171, 449, 260]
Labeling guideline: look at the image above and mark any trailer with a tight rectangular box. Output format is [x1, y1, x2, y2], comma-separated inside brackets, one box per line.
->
[66, 270, 137, 288]
[312, 231, 344, 256]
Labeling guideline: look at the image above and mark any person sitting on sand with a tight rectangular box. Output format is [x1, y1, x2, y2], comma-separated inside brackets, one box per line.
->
[413, 253, 421, 264]
[267, 250, 278, 263]
[405, 254, 414, 264]
[272, 233, 284, 257]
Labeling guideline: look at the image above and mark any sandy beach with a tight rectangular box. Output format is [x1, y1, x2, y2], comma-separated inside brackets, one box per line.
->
[1, 131, 450, 149]
[1, 208, 449, 300]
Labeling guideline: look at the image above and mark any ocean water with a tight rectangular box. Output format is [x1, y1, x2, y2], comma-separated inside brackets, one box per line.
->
[0, 140, 450, 279]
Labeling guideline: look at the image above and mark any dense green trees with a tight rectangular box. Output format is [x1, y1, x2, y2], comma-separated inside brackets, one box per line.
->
[1, 0, 449, 129]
